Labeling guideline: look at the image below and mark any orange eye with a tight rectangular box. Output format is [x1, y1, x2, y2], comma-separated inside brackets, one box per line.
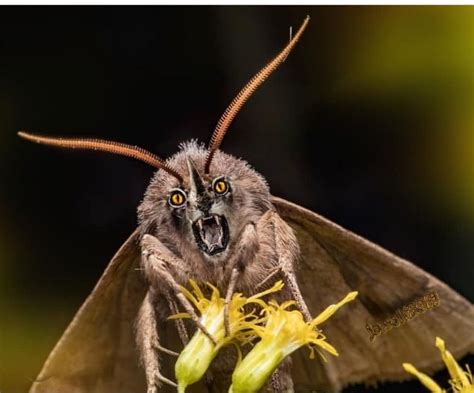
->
[213, 178, 229, 195]
[169, 189, 186, 207]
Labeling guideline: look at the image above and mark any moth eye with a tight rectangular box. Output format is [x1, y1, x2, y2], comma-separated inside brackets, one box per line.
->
[212, 177, 230, 195]
[168, 189, 187, 208]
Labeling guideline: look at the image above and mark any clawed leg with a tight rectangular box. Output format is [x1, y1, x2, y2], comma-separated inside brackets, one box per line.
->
[270, 212, 314, 323]
[141, 234, 217, 345]
[136, 291, 178, 390]
[224, 212, 313, 330]
[224, 223, 259, 337]
[270, 358, 295, 393]
[281, 267, 312, 322]
[165, 292, 189, 345]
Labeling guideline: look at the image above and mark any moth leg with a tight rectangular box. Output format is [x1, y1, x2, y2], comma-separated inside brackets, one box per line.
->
[165, 292, 189, 345]
[141, 234, 217, 345]
[282, 267, 312, 322]
[136, 291, 178, 391]
[224, 223, 259, 336]
[270, 358, 294, 393]
[271, 212, 313, 323]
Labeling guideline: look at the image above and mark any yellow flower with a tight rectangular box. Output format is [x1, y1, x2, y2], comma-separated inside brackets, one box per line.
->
[403, 337, 474, 393]
[172, 280, 284, 393]
[229, 291, 358, 393]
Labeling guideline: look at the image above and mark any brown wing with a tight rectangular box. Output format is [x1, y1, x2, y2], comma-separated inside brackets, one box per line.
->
[272, 196, 474, 393]
[30, 230, 148, 393]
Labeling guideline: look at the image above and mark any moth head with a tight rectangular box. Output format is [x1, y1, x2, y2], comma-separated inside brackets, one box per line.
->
[18, 17, 309, 262]
[138, 142, 270, 261]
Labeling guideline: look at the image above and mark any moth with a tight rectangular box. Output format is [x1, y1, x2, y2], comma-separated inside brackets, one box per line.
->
[21, 16, 474, 393]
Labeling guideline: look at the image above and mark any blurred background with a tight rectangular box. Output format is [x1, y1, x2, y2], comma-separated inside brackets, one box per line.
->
[0, 6, 473, 393]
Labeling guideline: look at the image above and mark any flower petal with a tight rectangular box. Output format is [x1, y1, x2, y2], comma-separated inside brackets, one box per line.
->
[403, 363, 444, 393]
[311, 291, 358, 327]
[436, 337, 471, 388]
[168, 312, 191, 320]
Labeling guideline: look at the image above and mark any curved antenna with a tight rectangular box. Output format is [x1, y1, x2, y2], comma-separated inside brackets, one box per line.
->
[204, 16, 310, 173]
[18, 131, 183, 183]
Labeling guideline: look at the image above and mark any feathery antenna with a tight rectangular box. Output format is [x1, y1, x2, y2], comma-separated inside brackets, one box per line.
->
[18, 131, 183, 183]
[204, 16, 310, 174]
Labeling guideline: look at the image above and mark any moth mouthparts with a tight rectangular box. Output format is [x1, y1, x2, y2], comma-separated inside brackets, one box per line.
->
[192, 214, 230, 257]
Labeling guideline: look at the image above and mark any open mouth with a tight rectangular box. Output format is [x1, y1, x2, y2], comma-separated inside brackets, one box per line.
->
[192, 214, 230, 256]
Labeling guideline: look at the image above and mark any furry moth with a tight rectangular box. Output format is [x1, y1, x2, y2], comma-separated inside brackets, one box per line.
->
[20, 16, 474, 393]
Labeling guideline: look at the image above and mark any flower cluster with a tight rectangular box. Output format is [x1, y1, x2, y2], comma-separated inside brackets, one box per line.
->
[172, 280, 284, 393]
[171, 280, 357, 392]
[403, 337, 474, 393]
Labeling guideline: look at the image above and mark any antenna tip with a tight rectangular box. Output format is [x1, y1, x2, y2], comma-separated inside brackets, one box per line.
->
[18, 131, 43, 144]
[18, 131, 31, 139]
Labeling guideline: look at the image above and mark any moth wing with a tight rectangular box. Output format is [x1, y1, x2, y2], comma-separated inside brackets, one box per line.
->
[30, 230, 148, 393]
[272, 196, 474, 392]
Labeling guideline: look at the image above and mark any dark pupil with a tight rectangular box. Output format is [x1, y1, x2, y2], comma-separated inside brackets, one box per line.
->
[217, 182, 225, 193]
[173, 193, 182, 205]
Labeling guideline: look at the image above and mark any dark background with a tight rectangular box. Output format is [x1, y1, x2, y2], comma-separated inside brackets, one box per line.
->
[0, 6, 473, 393]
